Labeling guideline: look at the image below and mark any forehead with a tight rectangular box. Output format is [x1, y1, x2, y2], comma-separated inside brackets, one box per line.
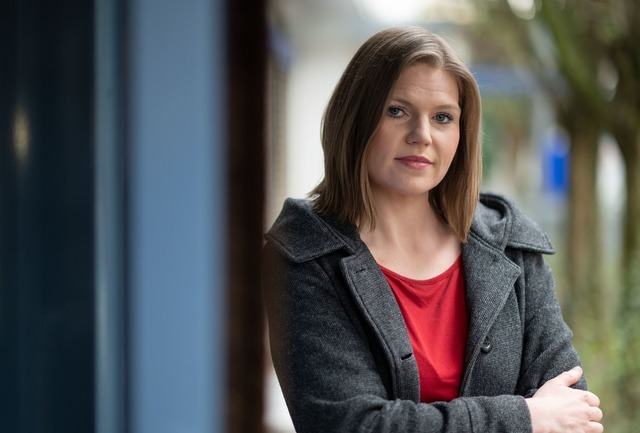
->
[390, 63, 460, 104]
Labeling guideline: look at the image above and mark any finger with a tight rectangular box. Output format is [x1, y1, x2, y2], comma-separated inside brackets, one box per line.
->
[588, 421, 604, 433]
[589, 406, 603, 422]
[549, 366, 583, 387]
[585, 391, 601, 407]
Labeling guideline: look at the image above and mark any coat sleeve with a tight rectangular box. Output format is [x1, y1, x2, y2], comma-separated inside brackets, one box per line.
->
[514, 251, 587, 397]
[262, 242, 534, 433]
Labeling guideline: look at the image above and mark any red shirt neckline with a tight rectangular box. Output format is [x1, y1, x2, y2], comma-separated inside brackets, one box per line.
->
[379, 255, 462, 286]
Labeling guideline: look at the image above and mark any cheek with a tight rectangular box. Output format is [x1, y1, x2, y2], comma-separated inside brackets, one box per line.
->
[366, 148, 386, 178]
[367, 132, 393, 165]
[443, 131, 460, 160]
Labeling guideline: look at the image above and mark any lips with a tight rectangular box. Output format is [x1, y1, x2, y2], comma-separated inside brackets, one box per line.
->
[395, 155, 433, 169]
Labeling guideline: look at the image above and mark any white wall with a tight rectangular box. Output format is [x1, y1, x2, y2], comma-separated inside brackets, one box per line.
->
[284, 44, 361, 199]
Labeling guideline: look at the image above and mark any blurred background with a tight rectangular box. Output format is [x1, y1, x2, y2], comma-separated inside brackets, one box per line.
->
[1, 0, 638, 432]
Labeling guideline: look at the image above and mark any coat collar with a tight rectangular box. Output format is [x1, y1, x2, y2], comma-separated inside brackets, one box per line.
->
[470, 192, 555, 255]
[265, 198, 359, 263]
[265, 192, 555, 262]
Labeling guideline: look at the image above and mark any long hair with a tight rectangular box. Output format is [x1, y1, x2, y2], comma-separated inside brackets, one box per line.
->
[310, 26, 482, 241]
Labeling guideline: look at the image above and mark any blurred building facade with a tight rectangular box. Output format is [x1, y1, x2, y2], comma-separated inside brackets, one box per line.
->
[1, 0, 263, 432]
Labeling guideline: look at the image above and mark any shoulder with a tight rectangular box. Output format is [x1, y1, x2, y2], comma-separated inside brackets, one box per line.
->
[471, 192, 555, 255]
[264, 198, 360, 263]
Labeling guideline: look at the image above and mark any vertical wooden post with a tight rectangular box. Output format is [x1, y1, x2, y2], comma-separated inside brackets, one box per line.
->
[226, 0, 267, 432]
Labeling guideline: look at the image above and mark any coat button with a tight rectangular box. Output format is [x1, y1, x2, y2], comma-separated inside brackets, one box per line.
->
[481, 337, 492, 353]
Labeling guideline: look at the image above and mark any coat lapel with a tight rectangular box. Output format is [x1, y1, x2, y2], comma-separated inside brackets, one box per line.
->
[460, 233, 521, 393]
[339, 247, 421, 402]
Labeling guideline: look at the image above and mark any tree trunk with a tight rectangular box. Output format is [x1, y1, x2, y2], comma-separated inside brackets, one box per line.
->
[563, 116, 602, 339]
[615, 129, 640, 426]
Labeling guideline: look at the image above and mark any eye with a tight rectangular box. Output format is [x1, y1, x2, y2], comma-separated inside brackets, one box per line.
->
[387, 106, 404, 118]
[433, 113, 453, 123]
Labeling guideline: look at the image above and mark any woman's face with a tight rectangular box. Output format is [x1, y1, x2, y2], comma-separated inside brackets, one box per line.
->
[366, 63, 460, 201]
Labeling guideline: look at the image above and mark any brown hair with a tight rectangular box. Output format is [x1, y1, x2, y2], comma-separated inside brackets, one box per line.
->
[310, 26, 482, 241]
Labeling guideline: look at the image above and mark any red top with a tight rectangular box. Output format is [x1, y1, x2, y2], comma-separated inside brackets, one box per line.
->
[380, 256, 468, 403]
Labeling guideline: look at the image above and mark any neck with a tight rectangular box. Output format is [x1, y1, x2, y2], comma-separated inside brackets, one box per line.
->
[359, 191, 449, 249]
[358, 190, 460, 279]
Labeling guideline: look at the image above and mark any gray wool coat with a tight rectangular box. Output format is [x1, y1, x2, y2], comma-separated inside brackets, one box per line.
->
[262, 193, 586, 433]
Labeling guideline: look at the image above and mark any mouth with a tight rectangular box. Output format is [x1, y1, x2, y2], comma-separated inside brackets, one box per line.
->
[395, 155, 433, 169]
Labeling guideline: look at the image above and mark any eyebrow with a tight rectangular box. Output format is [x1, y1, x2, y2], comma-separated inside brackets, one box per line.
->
[390, 97, 461, 113]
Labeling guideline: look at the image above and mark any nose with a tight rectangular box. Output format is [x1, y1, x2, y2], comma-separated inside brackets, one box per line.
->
[406, 116, 432, 146]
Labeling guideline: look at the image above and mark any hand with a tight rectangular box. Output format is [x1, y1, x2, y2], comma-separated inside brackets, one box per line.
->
[526, 367, 603, 433]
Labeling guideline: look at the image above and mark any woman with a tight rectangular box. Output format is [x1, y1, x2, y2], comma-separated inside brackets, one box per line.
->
[262, 26, 603, 433]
